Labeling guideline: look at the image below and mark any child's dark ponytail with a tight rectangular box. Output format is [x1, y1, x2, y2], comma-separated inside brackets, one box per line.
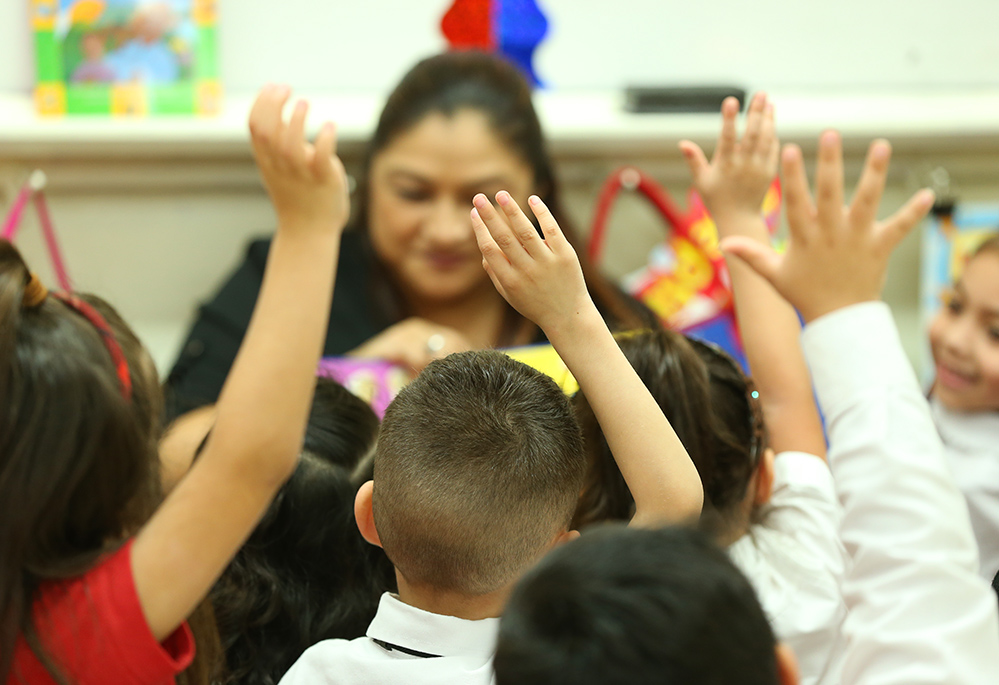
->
[572, 329, 716, 529]
[571, 330, 766, 539]
[0, 239, 161, 682]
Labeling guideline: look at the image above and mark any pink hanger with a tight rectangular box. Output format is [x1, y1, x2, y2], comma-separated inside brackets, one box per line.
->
[2, 170, 72, 291]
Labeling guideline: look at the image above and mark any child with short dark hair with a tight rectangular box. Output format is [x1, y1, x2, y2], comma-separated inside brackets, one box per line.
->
[279, 189, 703, 684]
[496, 124, 999, 684]
[496, 525, 792, 685]
[1, 85, 350, 684]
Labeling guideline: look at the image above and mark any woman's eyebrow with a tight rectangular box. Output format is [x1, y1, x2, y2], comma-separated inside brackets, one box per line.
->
[385, 169, 431, 185]
[458, 177, 518, 195]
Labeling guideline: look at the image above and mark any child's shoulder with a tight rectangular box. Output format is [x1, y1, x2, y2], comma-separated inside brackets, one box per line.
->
[19, 541, 194, 684]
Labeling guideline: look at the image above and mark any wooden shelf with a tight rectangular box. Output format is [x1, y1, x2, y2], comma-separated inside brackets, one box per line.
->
[4, 88, 999, 158]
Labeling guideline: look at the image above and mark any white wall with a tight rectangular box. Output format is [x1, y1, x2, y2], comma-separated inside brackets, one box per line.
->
[2, 1, 999, 94]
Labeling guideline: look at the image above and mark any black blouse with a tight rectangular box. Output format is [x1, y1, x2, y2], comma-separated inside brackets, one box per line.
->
[164, 229, 389, 420]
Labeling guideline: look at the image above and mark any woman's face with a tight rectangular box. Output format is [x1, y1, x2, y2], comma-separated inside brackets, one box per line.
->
[367, 108, 535, 305]
[929, 250, 999, 412]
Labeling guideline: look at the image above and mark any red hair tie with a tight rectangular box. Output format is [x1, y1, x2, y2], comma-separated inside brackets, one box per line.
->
[51, 292, 132, 401]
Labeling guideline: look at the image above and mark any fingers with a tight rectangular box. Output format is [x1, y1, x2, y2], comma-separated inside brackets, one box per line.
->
[814, 130, 845, 228]
[528, 195, 570, 254]
[720, 236, 783, 288]
[849, 139, 891, 231]
[678, 141, 710, 183]
[311, 122, 336, 179]
[471, 200, 517, 284]
[496, 191, 548, 258]
[248, 84, 291, 156]
[282, 100, 309, 167]
[742, 92, 766, 155]
[878, 188, 935, 252]
[761, 101, 779, 172]
[780, 144, 816, 242]
[716, 96, 740, 160]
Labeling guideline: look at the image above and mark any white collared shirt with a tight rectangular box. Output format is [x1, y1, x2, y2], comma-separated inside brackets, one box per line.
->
[803, 303, 999, 684]
[728, 451, 848, 685]
[278, 593, 499, 685]
[930, 396, 999, 580]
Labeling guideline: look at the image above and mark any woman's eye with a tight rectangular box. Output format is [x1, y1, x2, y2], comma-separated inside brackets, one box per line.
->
[988, 327, 999, 343]
[396, 187, 430, 202]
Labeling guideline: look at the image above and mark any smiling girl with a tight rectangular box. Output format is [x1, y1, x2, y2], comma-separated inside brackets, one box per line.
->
[928, 235, 999, 580]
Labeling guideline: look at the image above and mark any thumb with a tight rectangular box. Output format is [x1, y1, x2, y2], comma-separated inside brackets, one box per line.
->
[720, 236, 782, 286]
[678, 141, 709, 183]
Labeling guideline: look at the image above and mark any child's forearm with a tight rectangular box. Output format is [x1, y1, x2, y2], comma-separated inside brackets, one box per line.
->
[134, 227, 340, 640]
[547, 310, 704, 527]
[211, 226, 340, 479]
[717, 212, 826, 459]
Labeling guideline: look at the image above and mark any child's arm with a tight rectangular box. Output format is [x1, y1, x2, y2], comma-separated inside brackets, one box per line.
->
[727, 132, 999, 681]
[471, 192, 703, 528]
[132, 85, 350, 640]
[679, 93, 825, 459]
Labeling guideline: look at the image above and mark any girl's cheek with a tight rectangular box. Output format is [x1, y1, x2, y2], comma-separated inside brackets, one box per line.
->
[927, 315, 948, 362]
[980, 349, 999, 409]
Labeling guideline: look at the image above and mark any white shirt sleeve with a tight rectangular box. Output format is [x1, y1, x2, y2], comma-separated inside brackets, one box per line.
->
[731, 451, 848, 685]
[802, 302, 999, 685]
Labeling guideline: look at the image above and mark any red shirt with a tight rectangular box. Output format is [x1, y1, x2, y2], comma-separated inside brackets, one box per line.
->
[7, 540, 194, 685]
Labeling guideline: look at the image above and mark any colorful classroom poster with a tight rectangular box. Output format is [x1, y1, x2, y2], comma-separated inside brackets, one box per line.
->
[32, 0, 220, 116]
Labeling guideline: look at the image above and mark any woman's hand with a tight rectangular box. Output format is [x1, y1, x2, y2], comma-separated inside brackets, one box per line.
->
[349, 317, 474, 374]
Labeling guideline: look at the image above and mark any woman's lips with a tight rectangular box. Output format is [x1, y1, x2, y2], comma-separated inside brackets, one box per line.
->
[936, 363, 977, 391]
[425, 251, 471, 270]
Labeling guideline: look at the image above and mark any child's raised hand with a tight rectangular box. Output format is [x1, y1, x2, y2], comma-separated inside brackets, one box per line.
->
[248, 84, 350, 234]
[471, 192, 596, 335]
[721, 132, 935, 323]
[678, 93, 778, 235]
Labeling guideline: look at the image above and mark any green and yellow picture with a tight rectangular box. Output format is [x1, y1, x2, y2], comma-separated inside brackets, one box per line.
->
[32, 0, 220, 116]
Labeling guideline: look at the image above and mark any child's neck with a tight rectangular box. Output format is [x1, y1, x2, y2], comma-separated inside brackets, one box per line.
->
[395, 571, 509, 621]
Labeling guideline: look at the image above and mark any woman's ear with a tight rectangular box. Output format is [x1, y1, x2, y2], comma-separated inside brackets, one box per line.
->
[754, 448, 777, 507]
[354, 480, 382, 548]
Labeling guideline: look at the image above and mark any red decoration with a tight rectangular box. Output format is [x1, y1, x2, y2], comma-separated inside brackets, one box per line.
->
[441, 0, 495, 50]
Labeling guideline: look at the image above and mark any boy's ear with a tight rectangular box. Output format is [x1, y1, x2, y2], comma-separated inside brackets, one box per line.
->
[754, 448, 777, 507]
[775, 642, 800, 685]
[354, 480, 382, 548]
[555, 529, 580, 547]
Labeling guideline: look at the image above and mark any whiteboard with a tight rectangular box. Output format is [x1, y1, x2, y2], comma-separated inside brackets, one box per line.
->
[1, 0, 997, 94]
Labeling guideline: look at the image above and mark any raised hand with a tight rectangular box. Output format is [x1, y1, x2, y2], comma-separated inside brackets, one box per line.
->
[472, 191, 703, 526]
[471, 191, 596, 335]
[248, 84, 350, 234]
[679, 93, 778, 234]
[722, 131, 935, 322]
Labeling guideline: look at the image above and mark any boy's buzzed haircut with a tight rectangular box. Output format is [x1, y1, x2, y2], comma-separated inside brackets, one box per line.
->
[373, 350, 585, 595]
[495, 525, 781, 685]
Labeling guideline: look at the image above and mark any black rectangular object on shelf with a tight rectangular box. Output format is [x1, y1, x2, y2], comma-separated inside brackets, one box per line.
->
[623, 86, 747, 113]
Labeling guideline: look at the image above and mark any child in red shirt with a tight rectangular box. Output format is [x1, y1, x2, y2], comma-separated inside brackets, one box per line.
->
[2, 86, 350, 685]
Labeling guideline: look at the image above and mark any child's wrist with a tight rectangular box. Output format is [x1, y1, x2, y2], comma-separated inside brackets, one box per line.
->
[542, 303, 606, 349]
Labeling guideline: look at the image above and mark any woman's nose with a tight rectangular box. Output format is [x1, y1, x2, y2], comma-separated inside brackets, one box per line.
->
[425, 197, 473, 246]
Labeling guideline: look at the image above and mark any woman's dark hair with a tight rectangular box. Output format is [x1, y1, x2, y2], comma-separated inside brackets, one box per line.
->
[353, 50, 654, 338]
[210, 378, 395, 685]
[0, 240, 162, 682]
[572, 330, 766, 539]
